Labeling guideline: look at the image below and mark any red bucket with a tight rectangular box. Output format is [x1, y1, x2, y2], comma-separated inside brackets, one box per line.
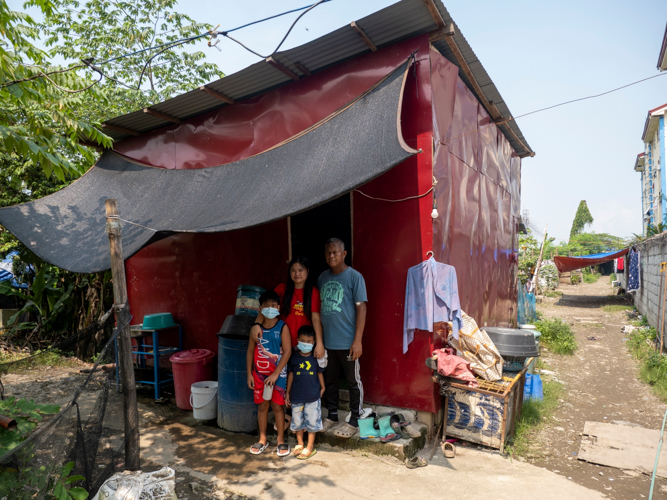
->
[170, 349, 215, 410]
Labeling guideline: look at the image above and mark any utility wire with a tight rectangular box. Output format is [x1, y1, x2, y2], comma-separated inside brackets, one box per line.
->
[514, 72, 667, 119]
[1, 0, 332, 91]
[222, 0, 330, 59]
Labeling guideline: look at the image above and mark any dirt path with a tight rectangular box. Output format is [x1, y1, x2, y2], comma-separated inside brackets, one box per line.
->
[533, 276, 667, 499]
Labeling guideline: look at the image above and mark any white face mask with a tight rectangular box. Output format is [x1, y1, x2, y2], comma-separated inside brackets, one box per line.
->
[262, 307, 280, 319]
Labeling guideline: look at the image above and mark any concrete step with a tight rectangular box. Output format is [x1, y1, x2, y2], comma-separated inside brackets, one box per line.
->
[269, 408, 427, 461]
[316, 410, 427, 460]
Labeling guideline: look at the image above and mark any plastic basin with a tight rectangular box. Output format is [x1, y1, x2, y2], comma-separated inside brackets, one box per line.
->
[141, 313, 176, 330]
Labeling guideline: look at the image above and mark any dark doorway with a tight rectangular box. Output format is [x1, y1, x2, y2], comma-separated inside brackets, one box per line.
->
[290, 193, 352, 280]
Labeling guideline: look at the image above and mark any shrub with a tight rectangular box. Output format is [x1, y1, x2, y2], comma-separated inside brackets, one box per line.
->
[537, 261, 559, 290]
[570, 273, 582, 285]
[583, 273, 600, 284]
[535, 318, 577, 355]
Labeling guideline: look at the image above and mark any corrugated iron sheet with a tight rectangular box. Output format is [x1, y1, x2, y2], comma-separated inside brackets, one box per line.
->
[103, 0, 533, 157]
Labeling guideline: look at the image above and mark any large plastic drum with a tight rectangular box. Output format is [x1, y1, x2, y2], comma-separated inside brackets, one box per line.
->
[218, 334, 257, 433]
[169, 349, 215, 410]
[235, 285, 265, 317]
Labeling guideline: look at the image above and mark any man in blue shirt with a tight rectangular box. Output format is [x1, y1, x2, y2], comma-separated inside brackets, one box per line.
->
[317, 238, 367, 438]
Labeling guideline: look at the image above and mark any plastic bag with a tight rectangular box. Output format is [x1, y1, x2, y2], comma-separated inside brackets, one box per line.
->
[523, 373, 544, 402]
[92, 467, 177, 500]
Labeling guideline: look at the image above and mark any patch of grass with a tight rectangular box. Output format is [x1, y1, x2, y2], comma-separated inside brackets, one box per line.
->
[535, 318, 577, 355]
[506, 378, 564, 457]
[601, 304, 633, 313]
[583, 273, 600, 284]
[626, 327, 667, 402]
[0, 349, 78, 374]
[610, 272, 617, 282]
[544, 291, 563, 298]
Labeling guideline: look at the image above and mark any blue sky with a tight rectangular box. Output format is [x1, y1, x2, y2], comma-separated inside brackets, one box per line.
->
[10, 0, 667, 242]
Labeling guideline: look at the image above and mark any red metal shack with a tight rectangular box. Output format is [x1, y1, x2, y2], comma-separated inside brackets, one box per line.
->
[5, 0, 534, 416]
[113, 0, 532, 415]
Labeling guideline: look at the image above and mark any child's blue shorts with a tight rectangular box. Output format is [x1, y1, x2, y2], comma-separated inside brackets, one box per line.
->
[290, 399, 323, 433]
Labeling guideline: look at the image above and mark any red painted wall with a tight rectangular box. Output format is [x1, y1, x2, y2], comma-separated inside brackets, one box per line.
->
[119, 37, 521, 414]
[352, 37, 438, 412]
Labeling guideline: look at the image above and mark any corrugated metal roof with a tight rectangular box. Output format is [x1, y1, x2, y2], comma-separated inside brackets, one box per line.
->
[103, 0, 533, 157]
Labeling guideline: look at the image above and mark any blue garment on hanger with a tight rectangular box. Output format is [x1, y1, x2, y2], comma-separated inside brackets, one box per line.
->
[403, 257, 463, 353]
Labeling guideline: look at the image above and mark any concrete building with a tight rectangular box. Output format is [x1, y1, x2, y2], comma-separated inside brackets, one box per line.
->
[637, 103, 667, 233]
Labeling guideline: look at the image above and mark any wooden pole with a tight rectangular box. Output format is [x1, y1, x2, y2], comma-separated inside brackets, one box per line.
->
[105, 199, 141, 471]
[657, 268, 664, 354]
[532, 224, 548, 294]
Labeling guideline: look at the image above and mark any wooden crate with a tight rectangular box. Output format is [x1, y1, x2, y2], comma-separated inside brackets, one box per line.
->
[444, 365, 528, 450]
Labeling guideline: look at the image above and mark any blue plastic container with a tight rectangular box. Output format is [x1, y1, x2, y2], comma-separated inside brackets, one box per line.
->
[523, 373, 544, 402]
[235, 285, 265, 317]
[218, 334, 257, 433]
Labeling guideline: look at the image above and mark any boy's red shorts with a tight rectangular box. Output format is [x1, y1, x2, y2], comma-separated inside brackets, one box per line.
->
[253, 372, 285, 405]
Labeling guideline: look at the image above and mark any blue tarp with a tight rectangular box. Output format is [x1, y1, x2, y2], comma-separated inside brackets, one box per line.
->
[0, 251, 27, 288]
[517, 279, 536, 324]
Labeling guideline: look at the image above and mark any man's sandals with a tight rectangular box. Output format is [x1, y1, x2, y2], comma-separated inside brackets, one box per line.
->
[333, 423, 358, 439]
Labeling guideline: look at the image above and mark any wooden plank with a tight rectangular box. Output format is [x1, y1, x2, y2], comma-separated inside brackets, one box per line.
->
[499, 122, 534, 158]
[199, 86, 234, 104]
[102, 123, 140, 136]
[143, 108, 181, 124]
[350, 21, 377, 51]
[265, 56, 300, 81]
[293, 61, 311, 77]
[442, 33, 500, 122]
[422, 0, 445, 28]
[578, 422, 667, 477]
[428, 25, 455, 43]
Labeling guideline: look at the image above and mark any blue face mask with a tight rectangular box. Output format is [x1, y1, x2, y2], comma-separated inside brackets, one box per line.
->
[262, 307, 280, 319]
[297, 341, 314, 353]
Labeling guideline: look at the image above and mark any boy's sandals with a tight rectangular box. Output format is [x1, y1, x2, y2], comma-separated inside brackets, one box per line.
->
[333, 423, 358, 439]
[250, 442, 269, 455]
[320, 418, 338, 432]
[276, 443, 290, 457]
[442, 442, 456, 458]
[297, 448, 317, 460]
[405, 457, 428, 469]
[293, 445, 304, 457]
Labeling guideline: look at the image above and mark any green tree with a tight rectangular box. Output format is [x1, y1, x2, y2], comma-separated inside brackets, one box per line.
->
[569, 200, 594, 239]
[42, 0, 223, 110]
[0, 0, 111, 180]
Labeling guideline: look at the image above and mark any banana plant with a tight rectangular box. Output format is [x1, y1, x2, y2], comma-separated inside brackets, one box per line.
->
[0, 265, 74, 333]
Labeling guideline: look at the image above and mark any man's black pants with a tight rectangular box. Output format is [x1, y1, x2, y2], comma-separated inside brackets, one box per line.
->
[323, 349, 363, 427]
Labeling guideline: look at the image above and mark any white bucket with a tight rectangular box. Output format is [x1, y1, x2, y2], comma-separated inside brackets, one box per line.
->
[190, 381, 218, 420]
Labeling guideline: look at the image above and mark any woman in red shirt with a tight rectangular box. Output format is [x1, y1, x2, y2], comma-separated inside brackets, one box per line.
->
[251, 255, 324, 359]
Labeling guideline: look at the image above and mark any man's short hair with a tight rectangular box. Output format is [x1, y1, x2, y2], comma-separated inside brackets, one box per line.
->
[297, 325, 316, 339]
[259, 290, 281, 306]
[325, 238, 345, 251]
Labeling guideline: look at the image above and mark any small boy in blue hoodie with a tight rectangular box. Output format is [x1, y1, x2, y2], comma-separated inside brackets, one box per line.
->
[286, 325, 325, 460]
